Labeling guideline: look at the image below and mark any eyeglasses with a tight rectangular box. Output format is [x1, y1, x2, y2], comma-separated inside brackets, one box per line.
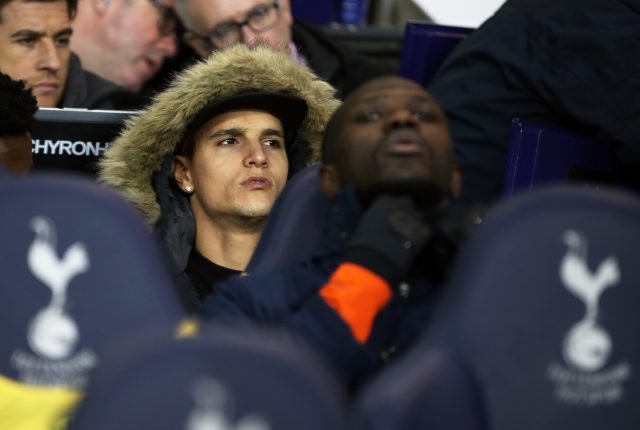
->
[189, 1, 281, 49]
[149, 0, 177, 36]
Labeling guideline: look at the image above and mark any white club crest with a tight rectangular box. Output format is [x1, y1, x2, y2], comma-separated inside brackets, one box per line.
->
[559, 230, 619, 372]
[26, 216, 89, 360]
[185, 378, 270, 430]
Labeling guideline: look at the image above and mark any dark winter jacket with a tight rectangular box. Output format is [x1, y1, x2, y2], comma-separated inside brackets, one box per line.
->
[61, 53, 134, 110]
[429, 0, 640, 205]
[199, 188, 477, 387]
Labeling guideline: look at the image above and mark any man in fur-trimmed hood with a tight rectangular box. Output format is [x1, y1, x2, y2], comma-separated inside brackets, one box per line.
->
[99, 44, 340, 307]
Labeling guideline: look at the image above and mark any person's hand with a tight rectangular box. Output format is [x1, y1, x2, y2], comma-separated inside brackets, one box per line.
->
[345, 195, 431, 282]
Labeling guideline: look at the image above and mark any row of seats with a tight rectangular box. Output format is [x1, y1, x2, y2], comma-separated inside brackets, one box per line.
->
[2, 170, 639, 428]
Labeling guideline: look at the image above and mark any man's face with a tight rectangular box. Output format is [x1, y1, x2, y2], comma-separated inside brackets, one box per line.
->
[329, 76, 459, 199]
[177, 0, 292, 57]
[84, 0, 177, 93]
[0, 133, 33, 173]
[0, 0, 71, 107]
[175, 109, 289, 224]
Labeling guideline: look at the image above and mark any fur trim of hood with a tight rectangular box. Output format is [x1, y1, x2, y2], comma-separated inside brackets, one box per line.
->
[98, 44, 340, 225]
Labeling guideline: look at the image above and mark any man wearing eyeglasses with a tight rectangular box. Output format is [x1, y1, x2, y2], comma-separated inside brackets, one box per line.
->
[0, 0, 132, 108]
[71, 0, 178, 95]
[174, 0, 391, 98]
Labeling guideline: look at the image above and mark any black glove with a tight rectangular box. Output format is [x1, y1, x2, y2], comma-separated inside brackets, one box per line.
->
[344, 194, 431, 284]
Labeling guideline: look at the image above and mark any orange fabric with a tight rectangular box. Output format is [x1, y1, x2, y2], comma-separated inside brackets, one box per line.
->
[319, 263, 392, 343]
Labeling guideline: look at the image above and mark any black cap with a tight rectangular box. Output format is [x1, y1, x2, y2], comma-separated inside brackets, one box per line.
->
[184, 92, 308, 145]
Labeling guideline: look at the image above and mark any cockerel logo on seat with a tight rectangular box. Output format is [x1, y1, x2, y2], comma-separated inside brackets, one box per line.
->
[185, 377, 270, 430]
[27, 216, 89, 360]
[560, 230, 619, 372]
[10, 216, 97, 388]
[547, 229, 630, 406]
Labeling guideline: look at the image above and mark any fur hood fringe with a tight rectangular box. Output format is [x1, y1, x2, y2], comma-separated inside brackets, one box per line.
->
[99, 44, 340, 226]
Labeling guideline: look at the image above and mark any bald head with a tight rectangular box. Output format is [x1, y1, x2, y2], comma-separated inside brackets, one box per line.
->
[176, 0, 293, 57]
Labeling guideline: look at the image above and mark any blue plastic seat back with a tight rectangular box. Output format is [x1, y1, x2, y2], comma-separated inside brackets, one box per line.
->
[399, 21, 473, 87]
[68, 329, 348, 430]
[503, 118, 624, 197]
[247, 164, 331, 274]
[355, 186, 640, 430]
[290, 0, 338, 25]
[0, 173, 184, 389]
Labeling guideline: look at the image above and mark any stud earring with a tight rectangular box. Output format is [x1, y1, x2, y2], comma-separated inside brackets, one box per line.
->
[185, 185, 193, 193]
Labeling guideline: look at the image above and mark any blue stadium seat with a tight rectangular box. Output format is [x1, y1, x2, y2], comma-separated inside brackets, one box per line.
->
[290, 0, 338, 25]
[398, 21, 473, 87]
[0, 173, 185, 428]
[355, 186, 640, 430]
[247, 164, 330, 274]
[502, 118, 624, 197]
[68, 328, 348, 430]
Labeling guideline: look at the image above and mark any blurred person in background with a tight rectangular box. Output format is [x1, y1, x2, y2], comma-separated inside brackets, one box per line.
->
[173, 0, 392, 98]
[0, 0, 132, 108]
[71, 0, 178, 97]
